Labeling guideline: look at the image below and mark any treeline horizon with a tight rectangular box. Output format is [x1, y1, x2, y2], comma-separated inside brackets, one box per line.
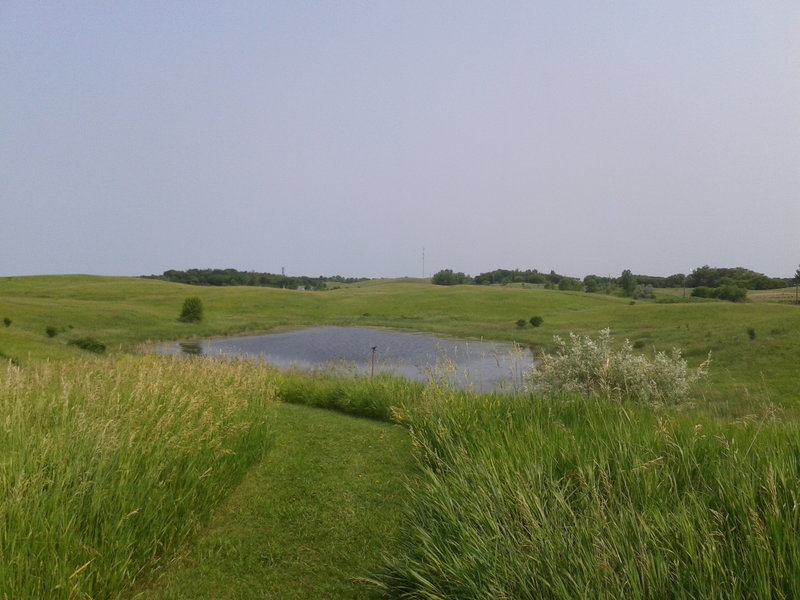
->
[142, 265, 794, 294]
[433, 265, 793, 291]
[142, 268, 368, 290]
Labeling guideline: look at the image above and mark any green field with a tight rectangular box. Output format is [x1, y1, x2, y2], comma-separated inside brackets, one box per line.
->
[2, 275, 800, 598]
[2, 274, 798, 410]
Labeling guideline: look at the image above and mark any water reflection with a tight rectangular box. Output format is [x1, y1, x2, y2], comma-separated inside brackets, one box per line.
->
[156, 326, 533, 393]
[178, 342, 202, 355]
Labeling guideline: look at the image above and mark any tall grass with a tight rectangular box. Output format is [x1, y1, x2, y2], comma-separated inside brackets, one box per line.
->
[276, 369, 424, 421]
[0, 355, 278, 599]
[375, 390, 800, 599]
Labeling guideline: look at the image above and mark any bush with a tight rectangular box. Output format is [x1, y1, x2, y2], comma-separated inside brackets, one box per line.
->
[691, 286, 714, 298]
[3, 318, 10, 327]
[45, 326, 58, 338]
[716, 283, 747, 302]
[529, 316, 544, 327]
[515, 319, 527, 329]
[179, 297, 204, 322]
[633, 284, 654, 299]
[527, 329, 710, 404]
[747, 327, 756, 340]
[67, 337, 107, 354]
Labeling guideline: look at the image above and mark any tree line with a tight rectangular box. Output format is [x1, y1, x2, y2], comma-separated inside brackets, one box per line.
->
[143, 269, 367, 290]
[432, 265, 794, 302]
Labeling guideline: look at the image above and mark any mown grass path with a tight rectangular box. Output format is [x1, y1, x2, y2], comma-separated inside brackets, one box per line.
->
[135, 403, 414, 599]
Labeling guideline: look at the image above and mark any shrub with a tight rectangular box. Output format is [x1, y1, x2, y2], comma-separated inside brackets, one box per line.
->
[45, 326, 58, 338]
[692, 286, 714, 298]
[747, 327, 756, 340]
[67, 337, 107, 354]
[529, 316, 544, 327]
[633, 283, 654, 299]
[716, 283, 747, 302]
[527, 329, 710, 404]
[179, 297, 204, 322]
[515, 319, 527, 329]
[3, 317, 10, 327]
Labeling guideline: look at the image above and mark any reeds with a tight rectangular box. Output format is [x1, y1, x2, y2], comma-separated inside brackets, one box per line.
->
[378, 391, 800, 599]
[0, 355, 277, 599]
[275, 369, 423, 421]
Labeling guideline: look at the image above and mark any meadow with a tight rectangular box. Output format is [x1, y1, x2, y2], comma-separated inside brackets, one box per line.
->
[1, 275, 800, 598]
[2, 274, 798, 411]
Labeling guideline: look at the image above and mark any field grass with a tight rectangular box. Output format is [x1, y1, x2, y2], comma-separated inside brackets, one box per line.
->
[2, 275, 798, 411]
[136, 402, 415, 600]
[3, 275, 800, 598]
[377, 389, 800, 599]
[0, 356, 278, 599]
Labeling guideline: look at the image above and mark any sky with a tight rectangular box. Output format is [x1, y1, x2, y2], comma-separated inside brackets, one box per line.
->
[2, 2, 799, 280]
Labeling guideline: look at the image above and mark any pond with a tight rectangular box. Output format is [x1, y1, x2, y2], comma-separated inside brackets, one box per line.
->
[154, 326, 533, 393]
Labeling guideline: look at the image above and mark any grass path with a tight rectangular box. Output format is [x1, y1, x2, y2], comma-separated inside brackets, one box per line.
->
[135, 402, 414, 599]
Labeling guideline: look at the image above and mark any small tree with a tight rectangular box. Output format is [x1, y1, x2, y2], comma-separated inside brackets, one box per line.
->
[516, 319, 527, 329]
[530, 316, 544, 327]
[3, 317, 10, 327]
[795, 264, 800, 304]
[619, 269, 636, 297]
[179, 297, 204, 323]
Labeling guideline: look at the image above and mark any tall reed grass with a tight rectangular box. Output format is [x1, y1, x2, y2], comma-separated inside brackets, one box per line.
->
[276, 369, 424, 421]
[377, 390, 800, 599]
[0, 355, 277, 599]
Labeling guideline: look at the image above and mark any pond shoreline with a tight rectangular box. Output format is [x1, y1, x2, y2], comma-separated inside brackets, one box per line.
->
[151, 325, 534, 393]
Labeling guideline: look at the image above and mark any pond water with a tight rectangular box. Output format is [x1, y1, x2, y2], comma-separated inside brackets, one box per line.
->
[154, 326, 533, 393]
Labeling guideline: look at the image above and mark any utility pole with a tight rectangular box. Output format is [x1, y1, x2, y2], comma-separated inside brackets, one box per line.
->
[422, 247, 425, 279]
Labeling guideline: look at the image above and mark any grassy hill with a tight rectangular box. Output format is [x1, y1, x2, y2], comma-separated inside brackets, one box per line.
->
[2, 275, 798, 410]
[3, 274, 800, 598]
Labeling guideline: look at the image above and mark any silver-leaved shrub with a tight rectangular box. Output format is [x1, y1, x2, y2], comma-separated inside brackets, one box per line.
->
[527, 328, 709, 404]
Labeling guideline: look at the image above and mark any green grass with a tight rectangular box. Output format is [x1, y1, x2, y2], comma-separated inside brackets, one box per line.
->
[0, 356, 278, 599]
[2, 274, 798, 410]
[4, 274, 800, 598]
[135, 402, 415, 600]
[377, 389, 800, 599]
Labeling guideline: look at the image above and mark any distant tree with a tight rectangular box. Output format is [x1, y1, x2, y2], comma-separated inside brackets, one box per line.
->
[664, 273, 685, 288]
[583, 276, 600, 293]
[3, 317, 10, 327]
[179, 297, 204, 322]
[794, 264, 800, 304]
[619, 270, 636, 297]
[558, 278, 583, 291]
[432, 269, 471, 286]
[516, 319, 527, 329]
[530, 315, 544, 327]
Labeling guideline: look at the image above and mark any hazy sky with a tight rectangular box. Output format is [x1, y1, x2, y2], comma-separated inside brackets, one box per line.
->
[2, 2, 799, 279]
